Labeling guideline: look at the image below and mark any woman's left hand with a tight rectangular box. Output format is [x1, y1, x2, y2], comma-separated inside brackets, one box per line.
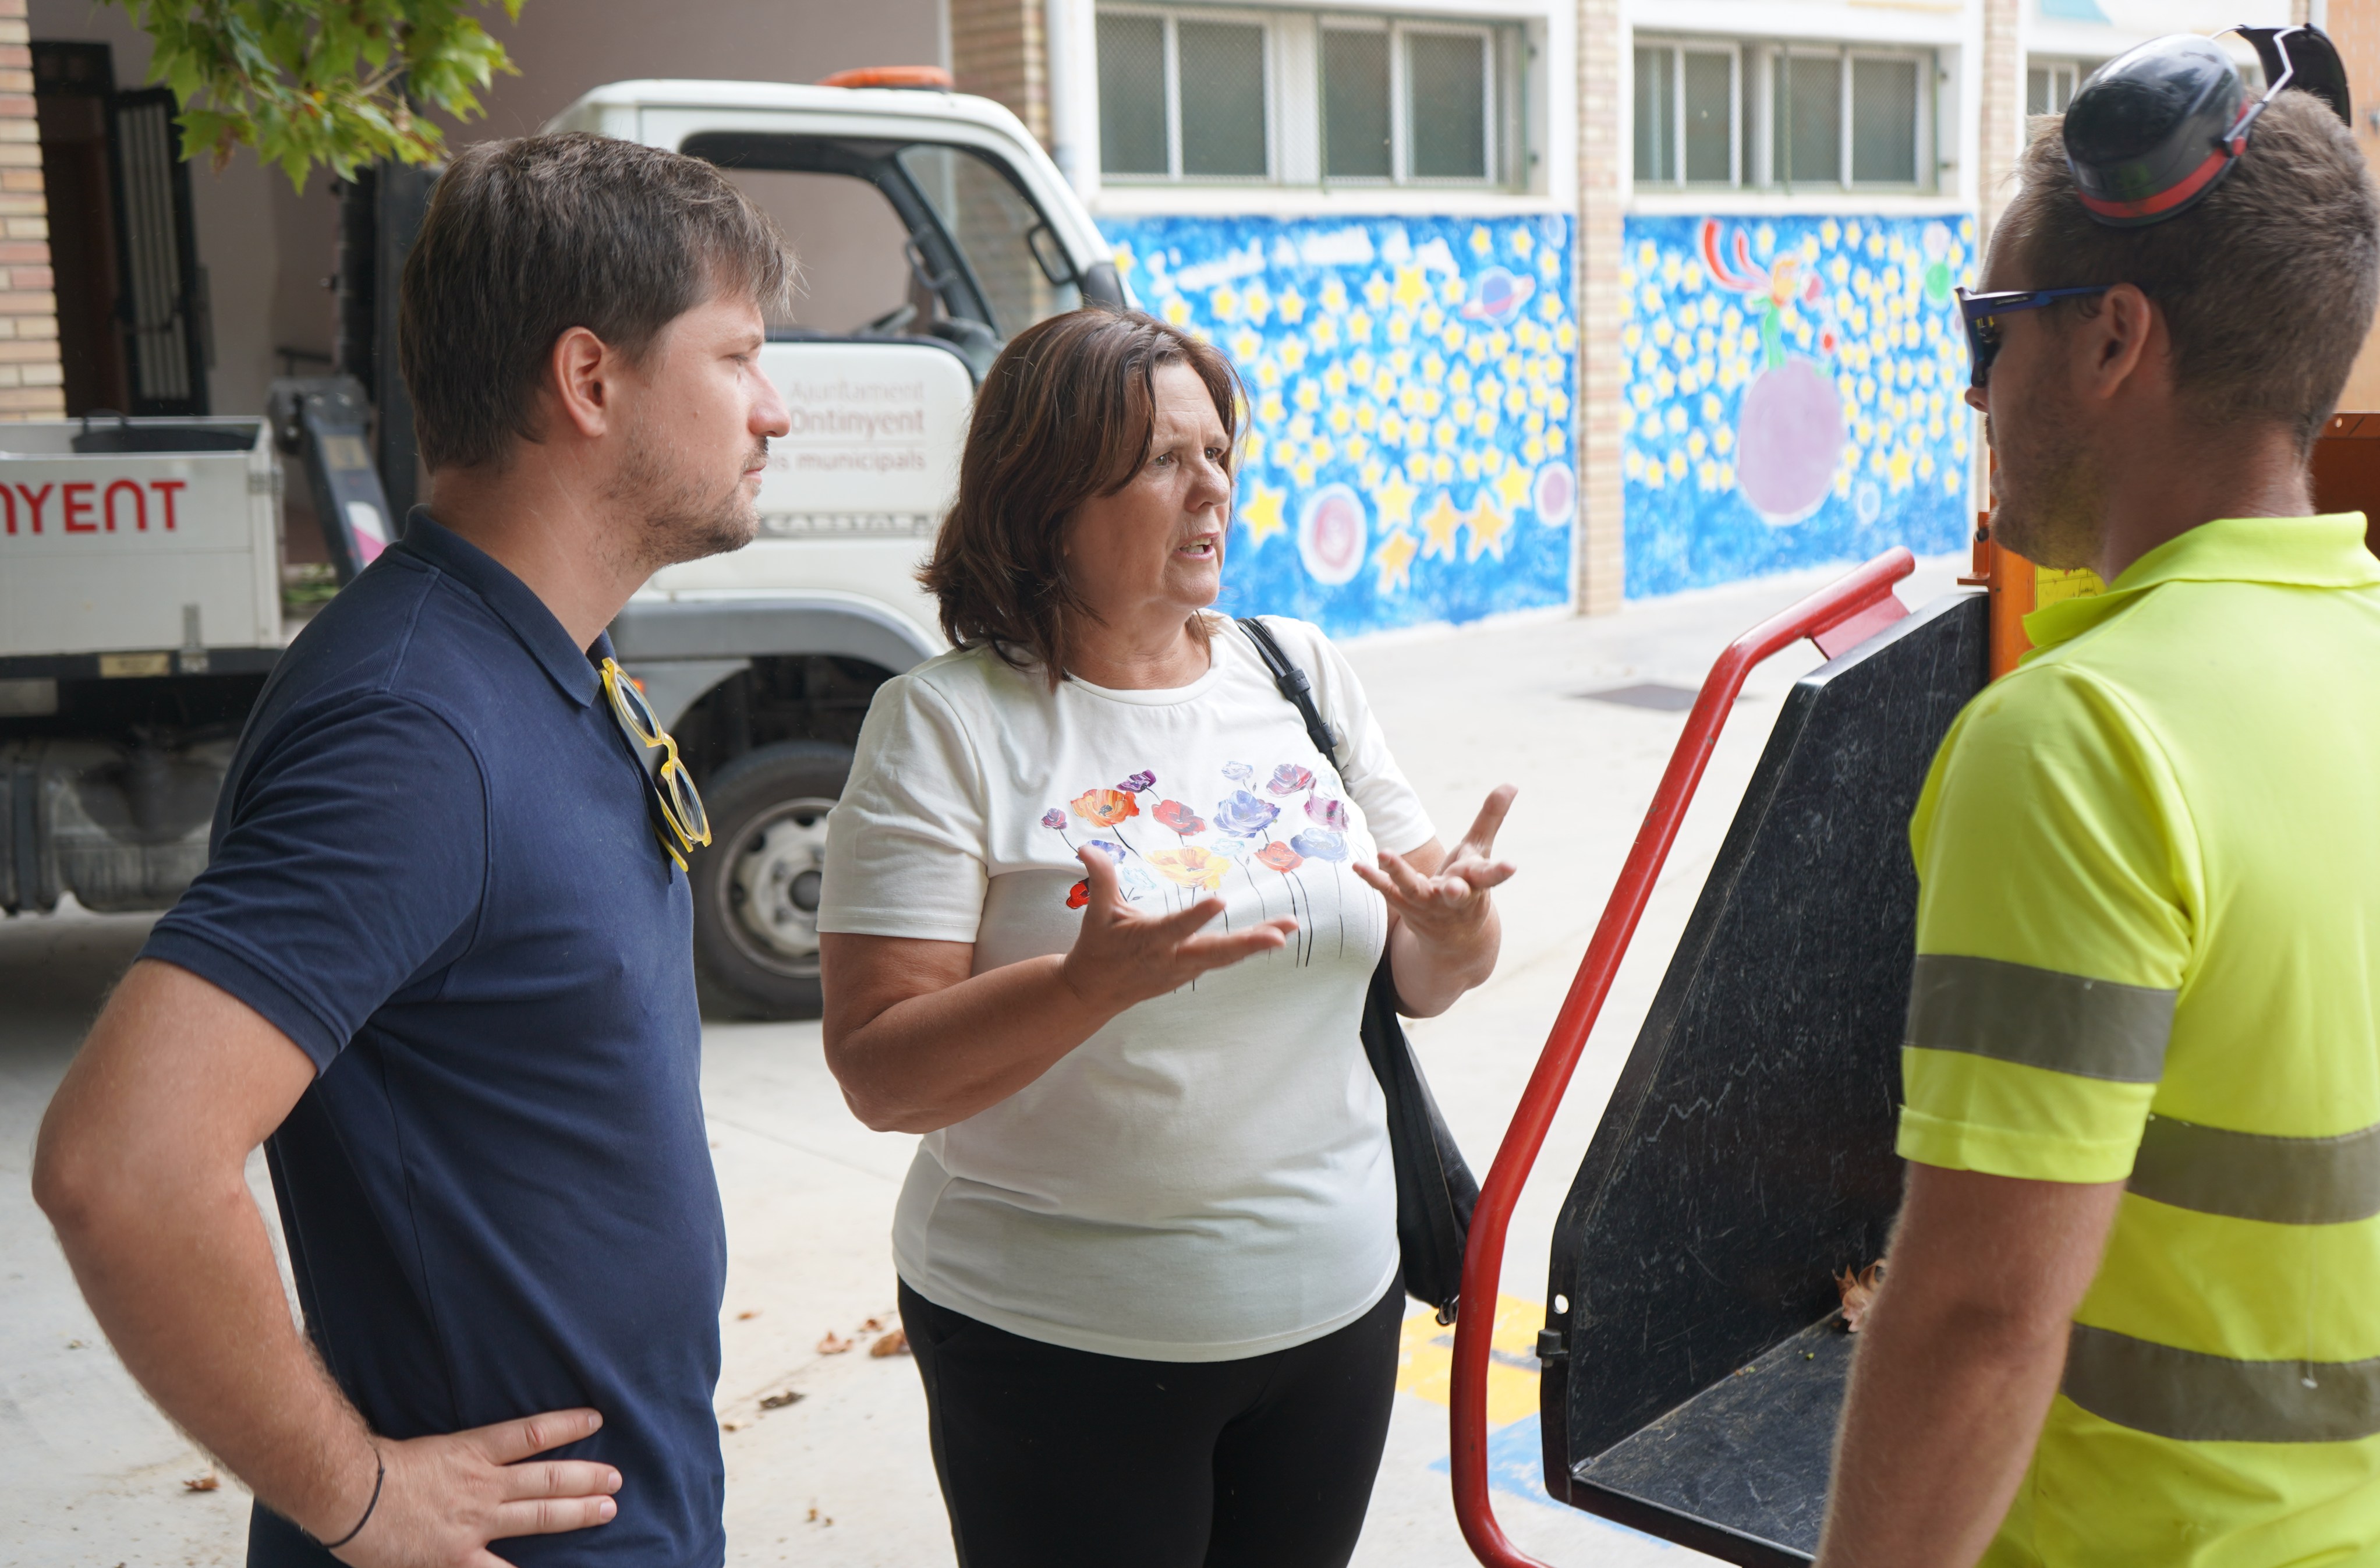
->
[1355, 785, 1518, 991]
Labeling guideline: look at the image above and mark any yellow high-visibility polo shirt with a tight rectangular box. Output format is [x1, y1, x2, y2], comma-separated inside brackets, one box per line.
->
[1900, 514, 2380, 1567]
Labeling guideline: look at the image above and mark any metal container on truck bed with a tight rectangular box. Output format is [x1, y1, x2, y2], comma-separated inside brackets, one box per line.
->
[0, 415, 284, 668]
[1, 416, 288, 914]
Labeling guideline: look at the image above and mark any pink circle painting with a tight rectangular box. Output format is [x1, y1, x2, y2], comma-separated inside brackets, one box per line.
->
[1296, 484, 1368, 586]
[1533, 462, 1576, 525]
[1734, 356, 1846, 526]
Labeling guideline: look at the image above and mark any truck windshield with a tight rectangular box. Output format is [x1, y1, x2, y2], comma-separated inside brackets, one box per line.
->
[685, 133, 1085, 379]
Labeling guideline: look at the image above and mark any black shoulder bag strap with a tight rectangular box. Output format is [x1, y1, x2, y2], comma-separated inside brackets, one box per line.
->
[1237, 616, 1478, 1322]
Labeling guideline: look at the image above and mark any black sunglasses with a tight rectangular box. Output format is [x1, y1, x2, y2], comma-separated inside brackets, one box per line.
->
[1954, 285, 2114, 389]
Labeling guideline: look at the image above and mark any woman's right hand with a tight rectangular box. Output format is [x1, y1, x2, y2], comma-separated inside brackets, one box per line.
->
[1058, 848, 1295, 1018]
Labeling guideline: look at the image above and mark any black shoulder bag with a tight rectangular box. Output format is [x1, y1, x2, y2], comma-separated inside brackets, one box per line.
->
[1237, 617, 1478, 1323]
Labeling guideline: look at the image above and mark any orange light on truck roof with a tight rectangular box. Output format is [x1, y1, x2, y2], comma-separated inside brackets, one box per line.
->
[817, 65, 954, 90]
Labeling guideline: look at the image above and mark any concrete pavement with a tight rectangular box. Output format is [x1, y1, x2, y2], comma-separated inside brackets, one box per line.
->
[0, 551, 1965, 1565]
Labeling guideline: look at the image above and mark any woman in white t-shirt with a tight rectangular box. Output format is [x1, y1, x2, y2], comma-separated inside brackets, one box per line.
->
[818, 308, 1516, 1567]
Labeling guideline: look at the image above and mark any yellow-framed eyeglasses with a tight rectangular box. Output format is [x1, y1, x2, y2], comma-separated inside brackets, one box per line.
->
[601, 657, 711, 869]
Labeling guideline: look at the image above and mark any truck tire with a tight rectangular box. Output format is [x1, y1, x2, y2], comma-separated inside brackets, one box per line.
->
[691, 740, 852, 1021]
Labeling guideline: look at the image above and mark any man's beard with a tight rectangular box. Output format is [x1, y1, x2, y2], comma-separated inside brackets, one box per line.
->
[1985, 394, 2102, 572]
[607, 420, 766, 574]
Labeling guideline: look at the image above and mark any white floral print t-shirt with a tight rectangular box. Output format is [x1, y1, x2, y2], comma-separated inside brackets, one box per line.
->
[819, 616, 1436, 1361]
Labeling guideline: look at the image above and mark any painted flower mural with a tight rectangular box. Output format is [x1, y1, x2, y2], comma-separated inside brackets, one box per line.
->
[1106, 214, 1578, 636]
[1621, 214, 1974, 597]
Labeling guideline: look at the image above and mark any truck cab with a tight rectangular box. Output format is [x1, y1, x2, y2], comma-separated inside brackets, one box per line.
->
[0, 77, 1119, 1023]
[549, 79, 1126, 1017]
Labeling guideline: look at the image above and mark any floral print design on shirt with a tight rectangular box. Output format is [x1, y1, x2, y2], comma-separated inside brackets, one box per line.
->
[1042, 759, 1372, 965]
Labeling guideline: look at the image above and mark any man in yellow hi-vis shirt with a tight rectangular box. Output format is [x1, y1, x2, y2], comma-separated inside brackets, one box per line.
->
[1817, 36, 2380, 1568]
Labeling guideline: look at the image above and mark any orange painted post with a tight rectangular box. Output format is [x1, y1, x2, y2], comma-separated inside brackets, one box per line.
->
[1959, 511, 2038, 679]
[2311, 412, 2380, 560]
[1989, 532, 2038, 679]
[1963, 509, 2110, 679]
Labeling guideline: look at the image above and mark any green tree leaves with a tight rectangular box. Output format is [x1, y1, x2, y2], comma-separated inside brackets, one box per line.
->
[104, 1, 523, 186]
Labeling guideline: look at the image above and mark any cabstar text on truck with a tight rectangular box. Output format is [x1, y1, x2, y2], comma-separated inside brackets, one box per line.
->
[0, 72, 1127, 1021]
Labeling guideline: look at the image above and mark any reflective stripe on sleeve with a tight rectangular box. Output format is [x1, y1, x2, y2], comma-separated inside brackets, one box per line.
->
[2064, 1323, 2380, 1443]
[2128, 1115, 2380, 1225]
[1906, 954, 2176, 1083]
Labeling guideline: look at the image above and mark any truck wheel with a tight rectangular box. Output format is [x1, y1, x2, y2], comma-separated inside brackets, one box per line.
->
[691, 740, 852, 1021]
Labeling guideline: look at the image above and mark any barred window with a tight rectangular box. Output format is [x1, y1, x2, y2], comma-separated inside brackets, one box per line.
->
[1634, 37, 1936, 192]
[1095, 4, 1528, 187]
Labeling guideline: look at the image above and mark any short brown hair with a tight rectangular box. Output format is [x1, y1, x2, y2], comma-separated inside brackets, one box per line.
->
[1999, 90, 2380, 449]
[921, 309, 1239, 683]
[400, 133, 793, 471]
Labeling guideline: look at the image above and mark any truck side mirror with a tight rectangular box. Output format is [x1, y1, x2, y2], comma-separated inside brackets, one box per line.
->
[1079, 260, 1127, 312]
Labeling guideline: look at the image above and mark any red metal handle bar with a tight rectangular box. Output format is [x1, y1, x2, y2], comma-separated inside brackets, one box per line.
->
[1451, 547, 1919, 1568]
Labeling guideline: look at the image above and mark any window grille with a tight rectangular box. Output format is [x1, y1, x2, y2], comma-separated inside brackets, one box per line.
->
[1095, 4, 1525, 187]
[1634, 37, 1935, 193]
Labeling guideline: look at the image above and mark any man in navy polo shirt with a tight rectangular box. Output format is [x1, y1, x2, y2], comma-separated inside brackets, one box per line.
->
[33, 134, 789, 1565]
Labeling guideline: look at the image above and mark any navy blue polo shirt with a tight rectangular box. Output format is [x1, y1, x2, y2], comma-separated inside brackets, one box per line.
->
[141, 514, 725, 1566]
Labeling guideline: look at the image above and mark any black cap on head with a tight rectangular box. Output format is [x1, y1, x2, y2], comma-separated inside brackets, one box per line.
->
[2063, 25, 2353, 229]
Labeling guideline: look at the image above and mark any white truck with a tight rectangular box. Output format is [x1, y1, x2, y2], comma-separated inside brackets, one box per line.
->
[0, 76, 1127, 1019]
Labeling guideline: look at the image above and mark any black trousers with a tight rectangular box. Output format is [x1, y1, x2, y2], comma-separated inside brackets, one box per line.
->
[900, 1274, 1404, 1568]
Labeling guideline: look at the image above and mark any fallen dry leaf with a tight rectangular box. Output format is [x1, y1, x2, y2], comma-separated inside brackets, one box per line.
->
[735, 1309, 760, 1321]
[870, 1327, 909, 1358]
[860, 1316, 884, 1333]
[817, 1330, 853, 1354]
[1836, 1260, 1886, 1332]
[183, 1472, 220, 1493]
[721, 1420, 742, 1432]
[759, 1390, 804, 1410]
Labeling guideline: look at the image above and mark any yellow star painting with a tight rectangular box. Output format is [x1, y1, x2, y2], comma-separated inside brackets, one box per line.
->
[1373, 529, 1418, 594]
[1492, 462, 1534, 516]
[1417, 491, 1467, 561]
[1239, 482, 1288, 547]
[1465, 495, 1514, 561]
[1103, 213, 1576, 633]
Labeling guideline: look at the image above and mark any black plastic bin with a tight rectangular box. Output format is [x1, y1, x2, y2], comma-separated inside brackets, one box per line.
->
[1536, 590, 1990, 1566]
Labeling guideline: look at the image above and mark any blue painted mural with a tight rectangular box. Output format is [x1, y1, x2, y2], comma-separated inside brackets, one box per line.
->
[1621, 214, 1976, 598]
[1105, 214, 1578, 638]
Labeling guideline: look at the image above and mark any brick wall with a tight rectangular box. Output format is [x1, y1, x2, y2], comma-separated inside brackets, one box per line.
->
[1975, 0, 2023, 240]
[1575, 0, 1623, 613]
[1964, 0, 2020, 511]
[0, 0, 58, 419]
[951, 0, 1049, 147]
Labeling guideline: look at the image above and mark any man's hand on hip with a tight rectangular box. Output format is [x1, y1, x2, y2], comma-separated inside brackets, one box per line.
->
[336, 1410, 621, 1567]
[34, 962, 625, 1563]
